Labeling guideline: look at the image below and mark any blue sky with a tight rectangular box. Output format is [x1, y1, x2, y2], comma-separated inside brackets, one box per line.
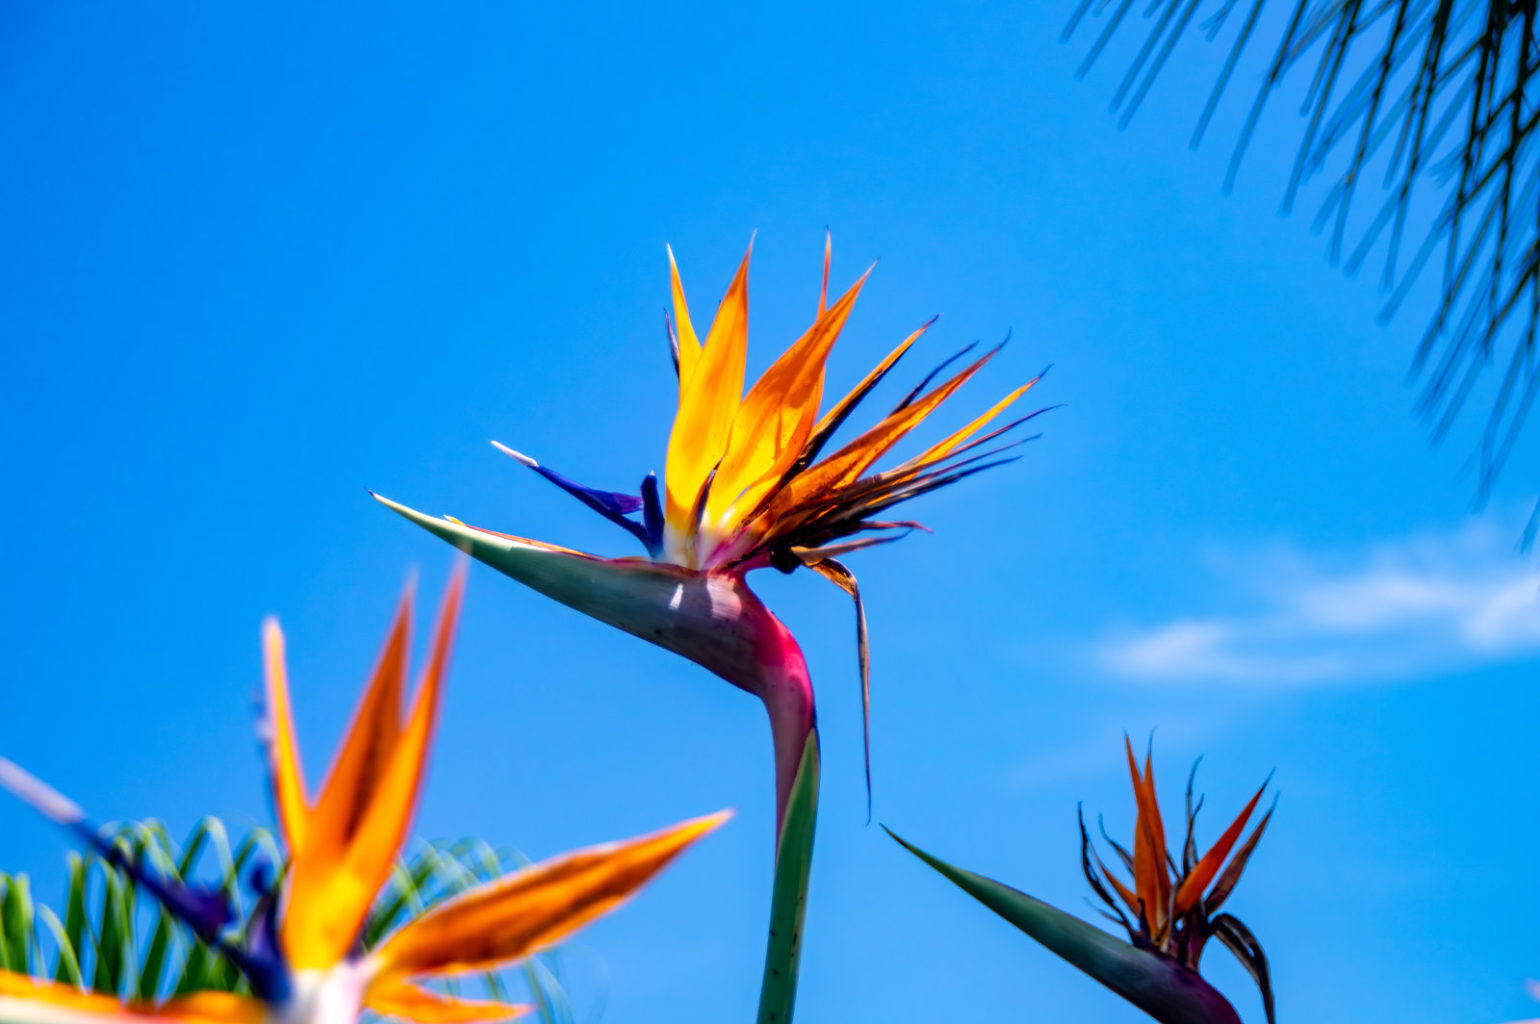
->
[2, 3, 1537, 1022]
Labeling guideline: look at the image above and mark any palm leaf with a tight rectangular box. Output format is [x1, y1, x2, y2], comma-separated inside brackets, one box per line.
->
[1068, 0, 1540, 494]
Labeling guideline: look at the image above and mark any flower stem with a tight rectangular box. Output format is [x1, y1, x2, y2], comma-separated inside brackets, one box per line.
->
[757, 727, 819, 1024]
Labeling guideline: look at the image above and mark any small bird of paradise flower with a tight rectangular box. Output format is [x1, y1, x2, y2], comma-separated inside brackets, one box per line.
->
[0, 569, 728, 1024]
[888, 738, 1275, 1024]
[372, 236, 1048, 1022]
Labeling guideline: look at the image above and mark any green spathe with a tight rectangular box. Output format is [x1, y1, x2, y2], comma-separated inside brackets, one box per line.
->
[885, 830, 1244, 1024]
[372, 493, 769, 690]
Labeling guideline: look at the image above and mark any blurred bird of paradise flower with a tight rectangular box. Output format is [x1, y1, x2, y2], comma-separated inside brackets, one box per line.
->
[371, 237, 1048, 1021]
[0, 569, 728, 1024]
[888, 739, 1275, 1024]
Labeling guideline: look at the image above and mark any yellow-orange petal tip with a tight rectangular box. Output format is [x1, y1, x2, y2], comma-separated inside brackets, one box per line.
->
[681, 808, 735, 838]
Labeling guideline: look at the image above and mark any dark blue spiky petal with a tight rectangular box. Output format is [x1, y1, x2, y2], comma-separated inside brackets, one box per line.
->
[493, 442, 662, 556]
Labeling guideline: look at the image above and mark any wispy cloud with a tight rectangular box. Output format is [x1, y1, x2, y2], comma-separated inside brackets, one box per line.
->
[1099, 517, 1540, 685]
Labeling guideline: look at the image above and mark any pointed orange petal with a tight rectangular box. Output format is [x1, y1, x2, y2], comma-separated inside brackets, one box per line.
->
[310, 586, 413, 848]
[663, 242, 752, 558]
[902, 371, 1043, 469]
[823, 346, 996, 482]
[1124, 737, 1160, 922]
[331, 569, 466, 962]
[1093, 848, 1140, 916]
[281, 572, 462, 970]
[155, 993, 267, 1024]
[282, 584, 416, 968]
[1140, 749, 1171, 929]
[1205, 801, 1274, 914]
[365, 979, 530, 1023]
[262, 619, 309, 857]
[0, 971, 146, 1023]
[667, 245, 701, 385]
[1173, 780, 1268, 917]
[810, 322, 928, 440]
[0, 972, 263, 1024]
[762, 344, 999, 530]
[1140, 751, 1169, 874]
[706, 267, 872, 535]
[372, 810, 729, 981]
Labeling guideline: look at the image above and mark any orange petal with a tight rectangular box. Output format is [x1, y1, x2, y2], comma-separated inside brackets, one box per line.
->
[810, 322, 928, 441]
[667, 245, 701, 385]
[281, 584, 413, 968]
[309, 587, 413, 851]
[155, 993, 267, 1024]
[282, 571, 463, 969]
[340, 570, 465, 953]
[372, 810, 730, 981]
[1140, 751, 1168, 876]
[1173, 779, 1268, 917]
[663, 242, 752, 558]
[261, 619, 309, 857]
[763, 344, 999, 529]
[0, 972, 263, 1024]
[706, 267, 872, 535]
[1124, 738, 1159, 921]
[1094, 849, 1140, 917]
[1139, 748, 1171, 930]
[0, 971, 146, 1023]
[1205, 801, 1274, 914]
[365, 979, 529, 1023]
[902, 370, 1044, 469]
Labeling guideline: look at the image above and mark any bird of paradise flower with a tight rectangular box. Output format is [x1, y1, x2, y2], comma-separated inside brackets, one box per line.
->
[0, 570, 728, 1024]
[372, 237, 1049, 1022]
[888, 739, 1275, 1024]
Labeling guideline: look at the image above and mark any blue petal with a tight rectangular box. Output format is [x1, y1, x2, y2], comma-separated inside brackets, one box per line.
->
[69, 821, 236, 939]
[75, 824, 295, 1001]
[241, 858, 291, 1004]
[494, 443, 657, 553]
[640, 473, 665, 557]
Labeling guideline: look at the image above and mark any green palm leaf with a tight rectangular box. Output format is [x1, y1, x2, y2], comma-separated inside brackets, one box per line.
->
[1068, 0, 1540, 495]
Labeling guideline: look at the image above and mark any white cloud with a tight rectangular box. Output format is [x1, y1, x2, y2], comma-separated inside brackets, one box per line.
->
[1099, 516, 1540, 684]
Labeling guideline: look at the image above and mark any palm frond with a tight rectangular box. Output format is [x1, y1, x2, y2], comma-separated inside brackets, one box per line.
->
[1068, 0, 1540, 492]
[1, 818, 573, 1023]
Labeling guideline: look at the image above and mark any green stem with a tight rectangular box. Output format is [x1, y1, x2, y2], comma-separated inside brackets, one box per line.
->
[757, 728, 819, 1024]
